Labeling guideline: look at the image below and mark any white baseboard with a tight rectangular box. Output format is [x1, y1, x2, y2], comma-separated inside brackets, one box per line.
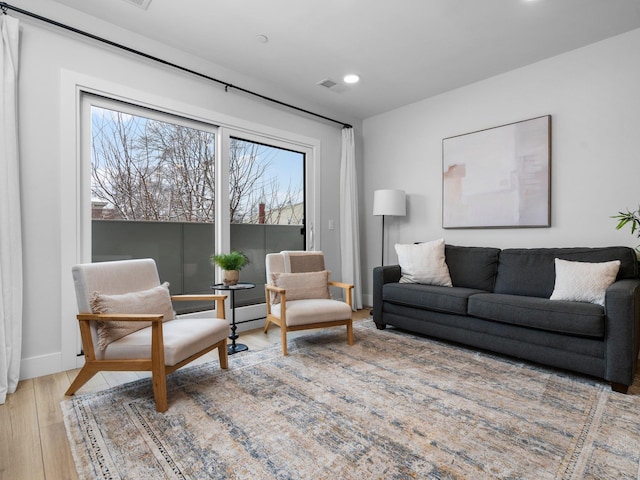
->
[235, 317, 265, 333]
[20, 352, 65, 381]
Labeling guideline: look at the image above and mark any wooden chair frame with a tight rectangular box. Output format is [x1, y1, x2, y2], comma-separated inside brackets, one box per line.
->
[264, 281, 354, 356]
[65, 294, 228, 412]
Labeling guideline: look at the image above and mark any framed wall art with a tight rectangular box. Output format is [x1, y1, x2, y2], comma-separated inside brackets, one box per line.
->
[442, 115, 551, 229]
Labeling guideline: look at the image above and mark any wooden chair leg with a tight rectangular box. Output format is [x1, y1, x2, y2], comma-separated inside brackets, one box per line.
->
[264, 317, 271, 333]
[65, 365, 99, 396]
[152, 369, 168, 413]
[347, 320, 354, 345]
[151, 322, 168, 412]
[218, 339, 229, 369]
[281, 324, 288, 356]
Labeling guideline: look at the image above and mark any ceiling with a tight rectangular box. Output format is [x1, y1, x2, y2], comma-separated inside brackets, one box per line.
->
[46, 0, 640, 121]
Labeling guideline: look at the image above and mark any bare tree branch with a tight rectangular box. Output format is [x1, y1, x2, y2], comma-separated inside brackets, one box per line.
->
[91, 107, 303, 225]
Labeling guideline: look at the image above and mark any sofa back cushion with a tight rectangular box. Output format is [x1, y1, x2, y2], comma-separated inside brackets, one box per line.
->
[494, 247, 638, 298]
[445, 245, 501, 291]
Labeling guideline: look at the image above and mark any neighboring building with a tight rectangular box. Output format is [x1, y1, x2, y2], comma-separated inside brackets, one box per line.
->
[250, 202, 304, 225]
[91, 201, 121, 220]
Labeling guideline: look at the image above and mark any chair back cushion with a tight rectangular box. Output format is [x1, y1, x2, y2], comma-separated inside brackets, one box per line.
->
[266, 253, 286, 280]
[266, 251, 326, 280]
[282, 251, 326, 273]
[72, 258, 165, 349]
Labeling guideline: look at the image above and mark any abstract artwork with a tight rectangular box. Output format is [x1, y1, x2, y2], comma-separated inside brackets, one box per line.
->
[443, 115, 551, 229]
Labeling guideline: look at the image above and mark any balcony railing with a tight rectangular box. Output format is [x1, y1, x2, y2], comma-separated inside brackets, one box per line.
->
[92, 220, 304, 313]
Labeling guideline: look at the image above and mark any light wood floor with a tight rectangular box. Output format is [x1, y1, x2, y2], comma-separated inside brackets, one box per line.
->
[0, 310, 371, 480]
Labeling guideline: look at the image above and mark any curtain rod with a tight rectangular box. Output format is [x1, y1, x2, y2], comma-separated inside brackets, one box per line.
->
[0, 2, 353, 129]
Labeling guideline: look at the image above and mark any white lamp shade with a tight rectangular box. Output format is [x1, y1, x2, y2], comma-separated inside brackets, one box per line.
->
[373, 189, 406, 216]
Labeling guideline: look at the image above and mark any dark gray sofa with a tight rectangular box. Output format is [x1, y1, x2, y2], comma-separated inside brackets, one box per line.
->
[373, 245, 640, 393]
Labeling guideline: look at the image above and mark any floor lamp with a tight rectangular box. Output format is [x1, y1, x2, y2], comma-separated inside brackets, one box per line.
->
[373, 189, 406, 266]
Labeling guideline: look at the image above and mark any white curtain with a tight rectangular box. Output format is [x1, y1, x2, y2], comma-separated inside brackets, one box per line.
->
[339, 127, 363, 310]
[0, 14, 22, 405]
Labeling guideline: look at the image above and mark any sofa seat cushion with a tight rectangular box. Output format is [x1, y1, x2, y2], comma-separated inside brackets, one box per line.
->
[467, 293, 604, 338]
[383, 283, 486, 315]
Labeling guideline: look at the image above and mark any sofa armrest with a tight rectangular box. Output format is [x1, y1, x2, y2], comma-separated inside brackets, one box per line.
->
[372, 265, 402, 328]
[604, 279, 640, 387]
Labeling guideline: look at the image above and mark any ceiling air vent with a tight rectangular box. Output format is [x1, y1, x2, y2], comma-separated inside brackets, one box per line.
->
[316, 78, 347, 93]
[122, 0, 152, 10]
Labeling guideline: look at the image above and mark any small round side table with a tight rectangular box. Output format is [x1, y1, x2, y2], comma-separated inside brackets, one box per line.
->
[211, 282, 256, 355]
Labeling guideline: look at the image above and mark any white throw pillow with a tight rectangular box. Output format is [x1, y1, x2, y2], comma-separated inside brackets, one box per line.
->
[270, 270, 331, 304]
[394, 239, 453, 287]
[549, 258, 621, 306]
[91, 282, 175, 350]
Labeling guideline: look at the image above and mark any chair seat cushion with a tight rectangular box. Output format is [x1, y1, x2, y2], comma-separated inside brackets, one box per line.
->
[98, 317, 230, 366]
[272, 299, 352, 327]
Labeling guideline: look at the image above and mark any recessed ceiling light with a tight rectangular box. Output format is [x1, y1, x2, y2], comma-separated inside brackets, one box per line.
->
[343, 74, 360, 84]
[255, 34, 269, 44]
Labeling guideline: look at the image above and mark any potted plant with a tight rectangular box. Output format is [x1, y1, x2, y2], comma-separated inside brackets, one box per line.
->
[613, 206, 640, 252]
[211, 250, 249, 285]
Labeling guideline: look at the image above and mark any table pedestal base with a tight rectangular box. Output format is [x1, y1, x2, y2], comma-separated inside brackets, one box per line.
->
[228, 343, 248, 355]
[211, 282, 256, 357]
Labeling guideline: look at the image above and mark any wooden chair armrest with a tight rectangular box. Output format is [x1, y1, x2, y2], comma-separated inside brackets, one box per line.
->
[77, 313, 163, 322]
[170, 294, 227, 320]
[265, 284, 286, 294]
[170, 294, 227, 302]
[329, 281, 354, 290]
[265, 284, 287, 313]
[328, 281, 354, 311]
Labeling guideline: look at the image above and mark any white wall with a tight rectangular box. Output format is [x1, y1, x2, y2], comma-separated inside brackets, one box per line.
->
[14, 0, 361, 379]
[362, 28, 640, 306]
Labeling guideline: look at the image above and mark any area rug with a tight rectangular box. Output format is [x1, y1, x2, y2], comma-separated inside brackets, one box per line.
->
[62, 320, 640, 479]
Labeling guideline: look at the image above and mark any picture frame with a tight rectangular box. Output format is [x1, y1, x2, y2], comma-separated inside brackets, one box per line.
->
[442, 115, 551, 229]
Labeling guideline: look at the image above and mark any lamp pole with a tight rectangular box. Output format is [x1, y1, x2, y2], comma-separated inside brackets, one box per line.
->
[381, 214, 386, 266]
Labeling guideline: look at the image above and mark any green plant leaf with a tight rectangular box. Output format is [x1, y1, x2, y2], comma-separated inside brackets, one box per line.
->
[210, 251, 249, 271]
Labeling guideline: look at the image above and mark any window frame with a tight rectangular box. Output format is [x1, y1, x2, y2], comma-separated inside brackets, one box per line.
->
[60, 71, 320, 369]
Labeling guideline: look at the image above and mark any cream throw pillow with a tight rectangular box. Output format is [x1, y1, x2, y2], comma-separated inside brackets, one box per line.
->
[270, 270, 331, 304]
[549, 258, 620, 306]
[394, 239, 453, 287]
[90, 282, 175, 350]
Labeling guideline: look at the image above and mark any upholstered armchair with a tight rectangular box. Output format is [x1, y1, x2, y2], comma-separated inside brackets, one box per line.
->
[264, 251, 354, 355]
[66, 258, 230, 412]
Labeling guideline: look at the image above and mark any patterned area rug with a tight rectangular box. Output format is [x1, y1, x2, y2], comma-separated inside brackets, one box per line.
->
[62, 321, 640, 479]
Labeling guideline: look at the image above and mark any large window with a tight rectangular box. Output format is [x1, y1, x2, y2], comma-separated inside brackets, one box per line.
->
[84, 94, 306, 314]
[90, 105, 216, 223]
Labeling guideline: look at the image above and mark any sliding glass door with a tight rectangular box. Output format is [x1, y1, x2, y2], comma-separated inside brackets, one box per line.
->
[226, 137, 305, 309]
[83, 94, 309, 321]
